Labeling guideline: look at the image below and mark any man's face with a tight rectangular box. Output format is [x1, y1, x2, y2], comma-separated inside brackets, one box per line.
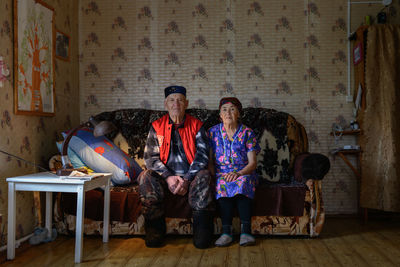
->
[164, 93, 188, 118]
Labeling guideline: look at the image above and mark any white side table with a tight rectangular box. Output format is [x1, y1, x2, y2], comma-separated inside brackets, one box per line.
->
[7, 172, 111, 263]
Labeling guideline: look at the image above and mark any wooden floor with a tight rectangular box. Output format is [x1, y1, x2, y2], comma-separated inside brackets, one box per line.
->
[1, 217, 400, 267]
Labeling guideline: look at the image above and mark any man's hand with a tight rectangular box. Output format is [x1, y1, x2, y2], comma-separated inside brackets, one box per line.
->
[175, 178, 190, 196]
[166, 176, 189, 195]
[166, 176, 181, 194]
[224, 172, 240, 182]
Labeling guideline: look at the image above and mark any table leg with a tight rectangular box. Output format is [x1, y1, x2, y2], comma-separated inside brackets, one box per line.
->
[7, 182, 16, 260]
[45, 192, 52, 239]
[75, 185, 85, 263]
[103, 179, 110, 243]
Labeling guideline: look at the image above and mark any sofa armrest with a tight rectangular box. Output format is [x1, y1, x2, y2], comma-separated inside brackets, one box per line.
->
[306, 179, 325, 236]
[294, 153, 330, 182]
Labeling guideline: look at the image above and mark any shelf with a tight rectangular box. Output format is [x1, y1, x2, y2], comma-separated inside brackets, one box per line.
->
[334, 151, 361, 179]
[336, 149, 362, 154]
[330, 129, 361, 136]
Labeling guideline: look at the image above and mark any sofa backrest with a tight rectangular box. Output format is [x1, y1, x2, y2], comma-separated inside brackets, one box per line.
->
[94, 108, 308, 184]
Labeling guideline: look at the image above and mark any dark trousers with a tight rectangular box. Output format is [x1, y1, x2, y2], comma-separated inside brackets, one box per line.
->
[138, 169, 213, 220]
[218, 195, 252, 234]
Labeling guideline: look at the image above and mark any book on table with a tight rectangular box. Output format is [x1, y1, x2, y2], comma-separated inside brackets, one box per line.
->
[60, 171, 106, 180]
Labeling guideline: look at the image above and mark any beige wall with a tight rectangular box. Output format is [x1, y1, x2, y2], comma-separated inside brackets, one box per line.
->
[0, 0, 79, 244]
[79, 0, 400, 215]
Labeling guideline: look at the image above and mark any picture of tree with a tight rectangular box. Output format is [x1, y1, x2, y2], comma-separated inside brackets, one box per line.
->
[14, 0, 55, 116]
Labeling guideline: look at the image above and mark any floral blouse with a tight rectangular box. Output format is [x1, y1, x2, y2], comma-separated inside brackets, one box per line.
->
[208, 123, 261, 199]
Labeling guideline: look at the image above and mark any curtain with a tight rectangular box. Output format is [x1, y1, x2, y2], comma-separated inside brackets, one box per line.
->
[360, 25, 400, 212]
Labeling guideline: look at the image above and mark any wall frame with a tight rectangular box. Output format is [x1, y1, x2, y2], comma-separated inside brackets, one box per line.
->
[13, 0, 55, 116]
[55, 29, 70, 61]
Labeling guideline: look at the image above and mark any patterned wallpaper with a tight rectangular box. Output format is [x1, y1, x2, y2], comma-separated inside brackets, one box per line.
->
[0, 0, 399, 244]
[79, 0, 400, 215]
[0, 0, 79, 245]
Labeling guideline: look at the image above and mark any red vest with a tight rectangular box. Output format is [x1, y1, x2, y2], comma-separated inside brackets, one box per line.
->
[152, 114, 203, 165]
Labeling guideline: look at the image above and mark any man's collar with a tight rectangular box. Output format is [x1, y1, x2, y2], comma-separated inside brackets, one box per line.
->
[168, 114, 186, 127]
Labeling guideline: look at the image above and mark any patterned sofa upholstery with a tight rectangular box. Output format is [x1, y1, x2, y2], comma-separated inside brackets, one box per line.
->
[54, 108, 325, 237]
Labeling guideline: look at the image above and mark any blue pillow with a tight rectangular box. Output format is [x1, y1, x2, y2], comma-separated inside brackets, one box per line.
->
[56, 141, 86, 169]
[62, 128, 143, 185]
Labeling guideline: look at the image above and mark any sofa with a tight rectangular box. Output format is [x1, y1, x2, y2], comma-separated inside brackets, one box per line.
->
[53, 107, 326, 237]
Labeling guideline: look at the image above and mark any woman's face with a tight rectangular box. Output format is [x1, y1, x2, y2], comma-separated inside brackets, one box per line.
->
[220, 103, 240, 125]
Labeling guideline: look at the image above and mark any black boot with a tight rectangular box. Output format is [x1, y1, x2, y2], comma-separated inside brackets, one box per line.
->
[144, 216, 166, 248]
[192, 210, 214, 249]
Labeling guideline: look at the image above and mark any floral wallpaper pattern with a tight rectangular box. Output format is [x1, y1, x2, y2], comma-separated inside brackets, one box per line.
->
[79, 0, 400, 215]
[0, 0, 79, 245]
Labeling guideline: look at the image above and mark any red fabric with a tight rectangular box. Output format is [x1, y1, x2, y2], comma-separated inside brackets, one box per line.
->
[152, 114, 202, 164]
[218, 97, 243, 113]
[294, 153, 310, 182]
[61, 183, 307, 221]
[252, 184, 307, 216]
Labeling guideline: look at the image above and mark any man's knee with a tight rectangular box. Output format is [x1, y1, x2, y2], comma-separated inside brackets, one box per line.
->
[189, 170, 214, 210]
[138, 170, 164, 199]
[138, 170, 160, 186]
[192, 169, 212, 186]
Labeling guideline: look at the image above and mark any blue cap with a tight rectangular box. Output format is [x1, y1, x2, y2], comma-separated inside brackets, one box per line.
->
[164, 85, 186, 98]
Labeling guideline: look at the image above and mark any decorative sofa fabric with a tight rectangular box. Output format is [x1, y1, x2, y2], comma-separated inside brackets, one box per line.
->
[54, 108, 325, 236]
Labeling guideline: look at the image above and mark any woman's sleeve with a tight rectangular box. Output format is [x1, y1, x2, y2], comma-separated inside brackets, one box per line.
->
[245, 129, 261, 154]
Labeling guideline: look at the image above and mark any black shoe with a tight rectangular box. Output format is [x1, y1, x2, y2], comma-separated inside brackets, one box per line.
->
[192, 210, 214, 249]
[144, 216, 166, 248]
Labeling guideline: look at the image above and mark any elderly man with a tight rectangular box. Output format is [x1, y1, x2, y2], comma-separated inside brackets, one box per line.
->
[138, 85, 214, 248]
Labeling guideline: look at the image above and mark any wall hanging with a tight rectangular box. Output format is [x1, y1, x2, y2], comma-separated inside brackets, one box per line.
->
[55, 29, 70, 61]
[13, 0, 55, 116]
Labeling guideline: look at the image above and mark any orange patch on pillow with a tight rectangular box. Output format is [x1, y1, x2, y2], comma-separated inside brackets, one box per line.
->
[95, 146, 105, 155]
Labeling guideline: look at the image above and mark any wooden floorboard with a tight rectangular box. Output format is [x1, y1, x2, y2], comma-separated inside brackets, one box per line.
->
[1, 217, 400, 266]
[239, 240, 266, 267]
[199, 244, 227, 267]
[95, 236, 144, 266]
[303, 237, 340, 266]
[261, 238, 291, 266]
[225, 244, 240, 267]
[176, 237, 204, 267]
[321, 218, 369, 266]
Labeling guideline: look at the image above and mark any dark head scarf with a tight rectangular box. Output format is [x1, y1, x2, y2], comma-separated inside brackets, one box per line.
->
[164, 85, 186, 98]
[219, 97, 243, 114]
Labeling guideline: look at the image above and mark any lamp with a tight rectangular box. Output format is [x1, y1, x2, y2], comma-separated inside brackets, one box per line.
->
[56, 116, 117, 176]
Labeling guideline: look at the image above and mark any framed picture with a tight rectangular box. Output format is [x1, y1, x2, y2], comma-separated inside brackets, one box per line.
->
[13, 0, 55, 116]
[353, 42, 363, 66]
[55, 30, 70, 61]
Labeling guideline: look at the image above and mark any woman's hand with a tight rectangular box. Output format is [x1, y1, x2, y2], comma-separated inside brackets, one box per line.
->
[224, 172, 241, 182]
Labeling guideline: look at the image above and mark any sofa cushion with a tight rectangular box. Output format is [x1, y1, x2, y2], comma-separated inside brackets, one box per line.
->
[253, 183, 307, 216]
[113, 133, 146, 169]
[63, 128, 143, 185]
[61, 186, 142, 222]
[60, 182, 306, 221]
[257, 129, 290, 183]
[56, 141, 87, 169]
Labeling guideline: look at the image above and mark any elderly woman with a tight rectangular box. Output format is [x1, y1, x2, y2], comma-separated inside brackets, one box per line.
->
[208, 97, 260, 247]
